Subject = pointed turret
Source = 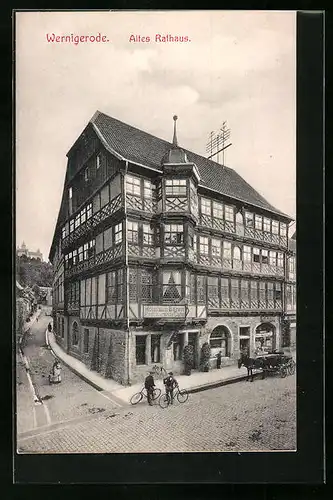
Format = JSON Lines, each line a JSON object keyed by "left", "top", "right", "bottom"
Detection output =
{"left": 161, "top": 115, "right": 190, "bottom": 165}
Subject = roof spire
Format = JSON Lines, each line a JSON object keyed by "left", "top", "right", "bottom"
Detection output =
{"left": 172, "top": 115, "right": 178, "bottom": 147}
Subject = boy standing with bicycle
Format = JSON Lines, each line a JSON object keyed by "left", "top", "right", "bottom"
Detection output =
{"left": 163, "top": 372, "right": 178, "bottom": 405}
{"left": 144, "top": 371, "right": 156, "bottom": 406}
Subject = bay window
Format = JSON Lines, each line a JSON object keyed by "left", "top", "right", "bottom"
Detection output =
{"left": 164, "top": 224, "right": 183, "bottom": 245}
{"left": 277, "top": 252, "right": 284, "bottom": 268}
{"left": 274, "top": 282, "right": 282, "bottom": 301}
{"left": 144, "top": 180, "right": 153, "bottom": 199}
{"left": 280, "top": 223, "right": 287, "bottom": 237}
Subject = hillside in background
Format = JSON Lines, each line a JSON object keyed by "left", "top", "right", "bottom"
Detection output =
{"left": 16, "top": 255, "right": 53, "bottom": 288}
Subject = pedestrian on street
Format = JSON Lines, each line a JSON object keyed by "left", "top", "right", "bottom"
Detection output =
{"left": 49, "top": 360, "right": 62, "bottom": 384}
{"left": 163, "top": 372, "right": 178, "bottom": 405}
{"left": 216, "top": 351, "right": 222, "bottom": 369}
{"left": 144, "top": 371, "right": 155, "bottom": 406}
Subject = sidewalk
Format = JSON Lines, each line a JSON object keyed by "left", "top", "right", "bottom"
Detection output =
{"left": 46, "top": 330, "right": 280, "bottom": 405}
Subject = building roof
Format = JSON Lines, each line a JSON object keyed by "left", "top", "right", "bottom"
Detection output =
{"left": 89, "top": 111, "right": 291, "bottom": 219}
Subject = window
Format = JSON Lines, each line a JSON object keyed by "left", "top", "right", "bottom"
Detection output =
{"left": 126, "top": 175, "right": 141, "bottom": 196}
{"left": 165, "top": 179, "right": 186, "bottom": 196}
{"left": 207, "top": 277, "right": 219, "bottom": 306}
{"left": 114, "top": 223, "right": 123, "bottom": 244}
{"left": 141, "top": 269, "right": 153, "bottom": 302}
{"left": 72, "top": 321, "right": 79, "bottom": 346}
{"left": 277, "top": 252, "right": 284, "bottom": 268}
{"left": 84, "top": 167, "right": 89, "bottom": 182}
{"left": 231, "top": 279, "right": 239, "bottom": 303}
{"left": 96, "top": 154, "right": 101, "bottom": 169}
{"left": 197, "top": 276, "right": 206, "bottom": 303}
{"left": 289, "top": 257, "right": 295, "bottom": 274}
{"left": 267, "top": 282, "right": 274, "bottom": 301}
{"left": 251, "top": 281, "right": 258, "bottom": 301}
{"left": 223, "top": 241, "right": 232, "bottom": 259}
{"left": 263, "top": 217, "right": 271, "bottom": 232}
{"left": 129, "top": 268, "right": 138, "bottom": 302}
{"left": 199, "top": 236, "right": 209, "bottom": 255}
{"left": 143, "top": 224, "right": 154, "bottom": 245}
{"left": 233, "top": 246, "right": 241, "bottom": 260}
{"left": 151, "top": 335, "right": 161, "bottom": 363}
{"left": 274, "top": 282, "right": 282, "bottom": 301}
{"left": 164, "top": 224, "right": 183, "bottom": 245}
{"left": 69, "top": 219, "right": 75, "bottom": 233}
{"left": 280, "top": 223, "right": 287, "bottom": 236}
{"left": 269, "top": 251, "right": 277, "bottom": 266}
{"left": 213, "top": 201, "right": 223, "bottom": 219}
{"left": 201, "top": 198, "right": 211, "bottom": 215}
{"left": 209, "top": 327, "right": 230, "bottom": 356}
{"left": 83, "top": 329, "right": 89, "bottom": 353}
{"left": 224, "top": 205, "right": 234, "bottom": 222}
{"left": 106, "top": 271, "right": 117, "bottom": 304}
{"left": 253, "top": 248, "right": 260, "bottom": 263}
{"left": 61, "top": 227, "right": 66, "bottom": 240}
{"left": 163, "top": 271, "right": 182, "bottom": 302}
{"left": 144, "top": 180, "right": 153, "bottom": 199}
{"left": 272, "top": 220, "right": 279, "bottom": 234}
{"left": 127, "top": 221, "right": 139, "bottom": 243}
{"left": 211, "top": 238, "right": 221, "bottom": 257}
{"left": 69, "top": 187, "right": 72, "bottom": 199}
{"left": 243, "top": 246, "right": 251, "bottom": 262}
{"left": 255, "top": 214, "right": 263, "bottom": 230}
{"left": 262, "top": 249, "right": 269, "bottom": 264}
{"left": 245, "top": 212, "right": 254, "bottom": 227}
{"left": 87, "top": 203, "right": 92, "bottom": 219}
{"left": 75, "top": 214, "right": 80, "bottom": 229}
{"left": 72, "top": 249, "right": 78, "bottom": 265}
{"left": 259, "top": 282, "right": 266, "bottom": 303}
{"left": 221, "top": 278, "right": 229, "bottom": 304}
{"left": 241, "top": 280, "right": 249, "bottom": 302}
{"left": 117, "top": 269, "right": 123, "bottom": 303}
{"left": 136, "top": 336, "right": 146, "bottom": 365}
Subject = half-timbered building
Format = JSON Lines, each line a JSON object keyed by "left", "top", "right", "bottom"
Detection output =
{"left": 49, "top": 111, "right": 295, "bottom": 384}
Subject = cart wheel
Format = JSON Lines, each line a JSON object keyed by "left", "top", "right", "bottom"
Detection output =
{"left": 130, "top": 392, "right": 143, "bottom": 405}
{"left": 280, "top": 366, "right": 287, "bottom": 378}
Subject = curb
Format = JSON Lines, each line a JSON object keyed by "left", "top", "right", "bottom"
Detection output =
{"left": 186, "top": 371, "right": 263, "bottom": 394}
{"left": 45, "top": 329, "right": 104, "bottom": 392}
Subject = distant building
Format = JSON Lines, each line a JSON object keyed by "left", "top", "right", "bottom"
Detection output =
{"left": 39, "top": 286, "right": 53, "bottom": 306}
{"left": 17, "top": 241, "right": 43, "bottom": 261}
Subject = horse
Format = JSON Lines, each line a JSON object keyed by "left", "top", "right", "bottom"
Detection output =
{"left": 237, "top": 354, "right": 268, "bottom": 382}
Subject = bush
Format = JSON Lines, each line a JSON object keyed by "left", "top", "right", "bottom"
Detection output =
{"left": 200, "top": 342, "right": 211, "bottom": 372}
{"left": 183, "top": 344, "right": 194, "bottom": 375}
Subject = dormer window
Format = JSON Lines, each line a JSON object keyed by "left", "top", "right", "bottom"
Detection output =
{"left": 96, "top": 154, "right": 101, "bottom": 169}
{"left": 84, "top": 167, "right": 89, "bottom": 182}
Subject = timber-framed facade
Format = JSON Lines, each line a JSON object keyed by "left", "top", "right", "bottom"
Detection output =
{"left": 49, "top": 111, "right": 296, "bottom": 385}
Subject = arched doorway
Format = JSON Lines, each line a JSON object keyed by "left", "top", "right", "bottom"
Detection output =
{"left": 209, "top": 326, "right": 231, "bottom": 358}
{"left": 254, "top": 322, "right": 276, "bottom": 354}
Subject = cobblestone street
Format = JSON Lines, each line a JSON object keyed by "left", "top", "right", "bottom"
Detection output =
{"left": 18, "top": 354, "right": 296, "bottom": 453}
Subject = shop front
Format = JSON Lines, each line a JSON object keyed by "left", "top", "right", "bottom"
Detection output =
{"left": 254, "top": 322, "right": 276, "bottom": 354}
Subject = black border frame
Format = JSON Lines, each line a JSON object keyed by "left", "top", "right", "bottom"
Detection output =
{"left": 9, "top": 9, "right": 324, "bottom": 485}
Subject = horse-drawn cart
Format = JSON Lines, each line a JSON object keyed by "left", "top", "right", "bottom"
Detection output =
{"left": 256, "top": 352, "right": 296, "bottom": 378}
{"left": 238, "top": 351, "right": 296, "bottom": 381}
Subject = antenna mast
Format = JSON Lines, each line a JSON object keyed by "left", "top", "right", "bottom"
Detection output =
{"left": 206, "top": 121, "right": 232, "bottom": 164}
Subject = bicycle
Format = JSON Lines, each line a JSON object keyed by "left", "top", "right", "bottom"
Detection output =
{"left": 159, "top": 386, "right": 189, "bottom": 409}
{"left": 130, "top": 386, "right": 161, "bottom": 405}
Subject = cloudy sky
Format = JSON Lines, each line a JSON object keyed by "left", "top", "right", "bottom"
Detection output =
{"left": 16, "top": 10, "right": 296, "bottom": 262}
